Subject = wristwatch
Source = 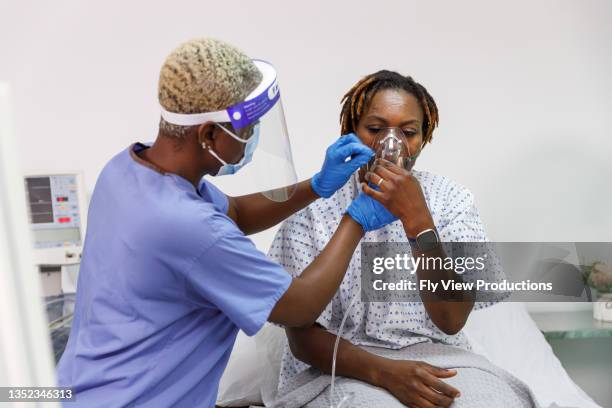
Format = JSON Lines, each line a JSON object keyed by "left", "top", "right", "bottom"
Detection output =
{"left": 408, "top": 228, "right": 440, "bottom": 253}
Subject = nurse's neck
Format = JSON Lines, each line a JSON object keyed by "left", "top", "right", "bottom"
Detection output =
{"left": 139, "top": 134, "right": 212, "bottom": 190}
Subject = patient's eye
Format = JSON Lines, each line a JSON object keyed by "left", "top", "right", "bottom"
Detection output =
{"left": 402, "top": 129, "right": 417, "bottom": 137}
{"left": 367, "top": 126, "right": 382, "bottom": 134}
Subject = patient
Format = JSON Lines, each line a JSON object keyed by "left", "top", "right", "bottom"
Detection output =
{"left": 268, "top": 71, "right": 539, "bottom": 408}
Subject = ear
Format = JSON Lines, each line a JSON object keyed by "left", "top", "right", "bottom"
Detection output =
{"left": 197, "top": 122, "right": 218, "bottom": 148}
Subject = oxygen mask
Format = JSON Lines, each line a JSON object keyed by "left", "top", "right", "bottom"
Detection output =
{"left": 365, "top": 127, "right": 421, "bottom": 172}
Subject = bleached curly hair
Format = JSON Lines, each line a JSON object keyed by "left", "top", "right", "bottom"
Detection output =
{"left": 158, "top": 38, "right": 262, "bottom": 138}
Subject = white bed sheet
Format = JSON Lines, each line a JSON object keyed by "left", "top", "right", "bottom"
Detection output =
{"left": 463, "top": 302, "right": 601, "bottom": 408}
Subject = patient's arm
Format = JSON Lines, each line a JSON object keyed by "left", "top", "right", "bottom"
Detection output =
{"left": 287, "top": 324, "right": 460, "bottom": 408}
{"left": 362, "top": 161, "right": 475, "bottom": 334}
{"left": 413, "top": 245, "right": 475, "bottom": 335}
{"left": 286, "top": 324, "right": 384, "bottom": 386}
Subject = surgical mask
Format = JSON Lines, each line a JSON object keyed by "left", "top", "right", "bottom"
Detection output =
{"left": 205, "top": 123, "right": 260, "bottom": 176}
{"left": 365, "top": 127, "right": 423, "bottom": 172}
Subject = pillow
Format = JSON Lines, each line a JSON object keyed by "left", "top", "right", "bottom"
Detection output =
{"left": 216, "top": 330, "right": 263, "bottom": 407}
{"left": 255, "top": 323, "right": 287, "bottom": 407}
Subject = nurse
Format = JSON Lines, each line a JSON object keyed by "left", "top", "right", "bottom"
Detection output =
{"left": 56, "top": 38, "right": 397, "bottom": 407}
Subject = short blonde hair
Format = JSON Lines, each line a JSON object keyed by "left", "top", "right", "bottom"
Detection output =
{"left": 158, "top": 38, "right": 262, "bottom": 137}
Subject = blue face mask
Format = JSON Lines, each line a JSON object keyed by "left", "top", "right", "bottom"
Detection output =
{"left": 205, "top": 124, "right": 260, "bottom": 176}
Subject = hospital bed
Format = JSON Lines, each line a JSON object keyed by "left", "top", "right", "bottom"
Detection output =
{"left": 216, "top": 302, "right": 602, "bottom": 408}
{"left": 44, "top": 297, "right": 601, "bottom": 407}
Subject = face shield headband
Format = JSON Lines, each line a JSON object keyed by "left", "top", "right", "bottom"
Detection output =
{"left": 159, "top": 59, "right": 280, "bottom": 130}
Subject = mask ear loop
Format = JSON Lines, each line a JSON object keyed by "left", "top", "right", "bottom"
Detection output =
{"left": 215, "top": 123, "right": 249, "bottom": 144}
{"left": 200, "top": 123, "right": 250, "bottom": 165}
{"left": 203, "top": 143, "right": 229, "bottom": 166}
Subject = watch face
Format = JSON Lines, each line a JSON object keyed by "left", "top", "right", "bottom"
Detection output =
{"left": 417, "top": 229, "right": 439, "bottom": 252}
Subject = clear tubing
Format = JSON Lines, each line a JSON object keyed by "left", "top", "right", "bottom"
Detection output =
{"left": 329, "top": 294, "right": 359, "bottom": 408}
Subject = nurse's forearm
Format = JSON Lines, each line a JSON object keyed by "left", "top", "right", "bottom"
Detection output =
{"left": 268, "top": 215, "right": 363, "bottom": 327}
{"left": 228, "top": 179, "right": 319, "bottom": 235}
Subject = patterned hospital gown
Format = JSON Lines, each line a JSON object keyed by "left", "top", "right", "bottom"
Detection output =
{"left": 268, "top": 170, "right": 498, "bottom": 391}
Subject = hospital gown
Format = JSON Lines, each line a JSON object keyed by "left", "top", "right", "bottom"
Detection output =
{"left": 268, "top": 171, "right": 537, "bottom": 407}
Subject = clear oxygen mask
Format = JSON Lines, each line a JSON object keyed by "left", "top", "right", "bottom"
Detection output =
{"left": 365, "top": 127, "right": 420, "bottom": 172}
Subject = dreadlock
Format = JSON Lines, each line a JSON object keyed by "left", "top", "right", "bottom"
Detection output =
{"left": 340, "top": 70, "right": 439, "bottom": 144}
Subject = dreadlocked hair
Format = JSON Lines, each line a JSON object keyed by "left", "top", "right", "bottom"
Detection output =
{"left": 340, "top": 70, "right": 439, "bottom": 144}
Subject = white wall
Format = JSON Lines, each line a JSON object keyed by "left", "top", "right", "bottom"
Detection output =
{"left": 1, "top": 1, "right": 611, "bottom": 249}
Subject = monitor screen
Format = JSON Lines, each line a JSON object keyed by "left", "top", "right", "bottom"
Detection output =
{"left": 25, "top": 175, "right": 82, "bottom": 249}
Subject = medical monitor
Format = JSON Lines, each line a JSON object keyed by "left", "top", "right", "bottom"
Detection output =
{"left": 24, "top": 173, "right": 87, "bottom": 265}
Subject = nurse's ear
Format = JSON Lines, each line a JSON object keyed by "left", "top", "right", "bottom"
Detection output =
{"left": 197, "top": 122, "right": 218, "bottom": 149}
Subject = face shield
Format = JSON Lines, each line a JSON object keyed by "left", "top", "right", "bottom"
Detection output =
{"left": 365, "top": 127, "right": 423, "bottom": 173}
{"left": 160, "top": 60, "right": 297, "bottom": 202}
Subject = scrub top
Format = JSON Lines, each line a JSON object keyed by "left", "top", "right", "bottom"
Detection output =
{"left": 57, "top": 143, "right": 292, "bottom": 407}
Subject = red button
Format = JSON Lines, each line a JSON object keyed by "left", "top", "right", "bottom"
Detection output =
{"left": 58, "top": 217, "right": 71, "bottom": 223}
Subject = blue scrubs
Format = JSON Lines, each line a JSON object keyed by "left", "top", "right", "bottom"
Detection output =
{"left": 57, "top": 143, "right": 292, "bottom": 407}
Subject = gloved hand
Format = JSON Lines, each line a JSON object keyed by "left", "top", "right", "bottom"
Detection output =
{"left": 311, "top": 133, "right": 374, "bottom": 198}
{"left": 346, "top": 191, "right": 398, "bottom": 232}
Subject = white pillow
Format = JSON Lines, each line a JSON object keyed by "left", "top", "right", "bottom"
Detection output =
{"left": 256, "top": 323, "right": 287, "bottom": 407}
{"left": 216, "top": 330, "right": 263, "bottom": 407}
{"left": 463, "top": 302, "right": 601, "bottom": 408}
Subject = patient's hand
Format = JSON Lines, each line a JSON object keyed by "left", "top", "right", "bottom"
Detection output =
{"left": 377, "top": 359, "right": 460, "bottom": 408}
{"left": 362, "top": 160, "right": 434, "bottom": 238}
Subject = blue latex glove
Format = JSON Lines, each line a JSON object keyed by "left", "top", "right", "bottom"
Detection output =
{"left": 346, "top": 191, "right": 398, "bottom": 232}
{"left": 311, "top": 133, "right": 374, "bottom": 198}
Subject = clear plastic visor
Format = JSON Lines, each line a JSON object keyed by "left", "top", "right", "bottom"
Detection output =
{"left": 160, "top": 60, "right": 298, "bottom": 201}
{"left": 224, "top": 94, "right": 297, "bottom": 201}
